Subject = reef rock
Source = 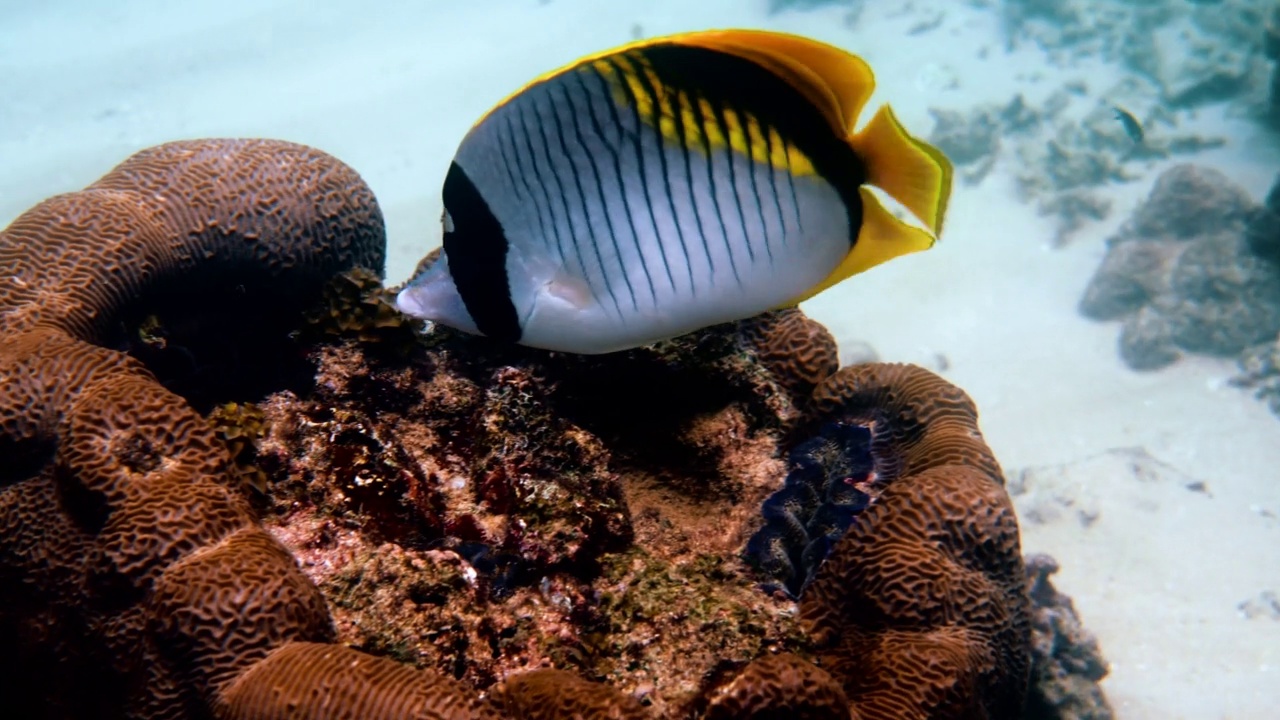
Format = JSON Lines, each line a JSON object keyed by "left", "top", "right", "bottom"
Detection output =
{"left": 1232, "top": 333, "right": 1280, "bottom": 416}
{"left": 1023, "top": 555, "right": 1114, "bottom": 720}
{"left": 1079, "top": 164, "right": 1280, "bottom": 371}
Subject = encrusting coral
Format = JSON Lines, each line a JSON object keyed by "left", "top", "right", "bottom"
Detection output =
{"left": 1, "top": 138, "right": 1080, "bottom": 719}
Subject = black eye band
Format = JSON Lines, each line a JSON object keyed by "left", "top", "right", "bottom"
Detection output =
{"left": 441, "top": 162, "right": 523, "bottom": 342}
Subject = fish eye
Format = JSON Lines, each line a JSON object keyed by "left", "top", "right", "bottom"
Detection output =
{"left": 441, "top": 208, "right": 455, "bottom": 234}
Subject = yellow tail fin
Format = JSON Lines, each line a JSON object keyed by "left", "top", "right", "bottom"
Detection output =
{"left": 776, "top": 187, "right": 936, "bottom": 308}
{"left": 850, "top": 105, "right": 953, "bottom": 237}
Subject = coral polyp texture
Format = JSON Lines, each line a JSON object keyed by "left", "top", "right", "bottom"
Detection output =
{"left": 0, "top": 138, "right": 1071, "bottom": 719}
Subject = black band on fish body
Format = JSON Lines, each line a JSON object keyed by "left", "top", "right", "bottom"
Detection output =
{"left": 636, "top": 44, "right": 868, "bottom": 246}
{"left": 441, "top": 161, "right": 523, "bottom": 343}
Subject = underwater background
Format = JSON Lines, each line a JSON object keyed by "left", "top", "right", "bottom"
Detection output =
{"left": 2, "top": 0, "right": 1279, "bottom": 718}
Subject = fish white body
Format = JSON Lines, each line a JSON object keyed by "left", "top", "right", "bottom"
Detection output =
{"left": 397, "top": 30, "right": 952, "bottom": 354}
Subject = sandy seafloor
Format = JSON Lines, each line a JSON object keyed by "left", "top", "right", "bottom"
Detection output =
{"left": 2, "top": 1, "right": 1278, "bottom": 717}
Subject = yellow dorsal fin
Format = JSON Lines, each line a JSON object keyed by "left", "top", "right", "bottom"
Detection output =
{"left": 775, "top": 187, "right": 936, "bottom": 309}
{"left": 474, "top": 30, "right": 877, "bottom": 135}
{"left": 667, "top": 29, "right": 876, "bottom": 137}
{"left": 850, "top": 105, "right": 953, "bottom": 237}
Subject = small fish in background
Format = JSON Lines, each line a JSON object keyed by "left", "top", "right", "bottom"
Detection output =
{"left": 1112, "top": 105, "right": 1145, "bottom": 145}
{"left": 397, "top": 29, "right": 953, "bottom": 354}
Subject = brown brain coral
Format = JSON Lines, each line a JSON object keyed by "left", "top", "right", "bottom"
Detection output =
{"left": 0, "top": 139, "right": 385, "bottom": 344}
{"left": 737, "top": 307, "right": 840, "bottom": 409}
{"left": 698, "top": 653, "right": 852, "bottom": 720}
{"left": 803, "top": 363, "right": 1030, "bottom": 720}
{"left": 0, "top": 139, "right": 488, "bottom": 719}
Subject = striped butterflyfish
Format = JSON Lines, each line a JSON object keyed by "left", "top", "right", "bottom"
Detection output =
{"left": 396, "top": 29, "right": 953, "bottom": 354}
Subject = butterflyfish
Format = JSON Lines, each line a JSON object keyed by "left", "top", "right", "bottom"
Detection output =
{"left": 397, "top": 29, "right": 954, "bottom": 354}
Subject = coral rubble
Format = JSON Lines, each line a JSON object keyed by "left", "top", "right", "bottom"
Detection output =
{"left": 0, "top": 138, "right": 1105, "bottom": 719}
{"left": 935, "top": 1, "right": 1278, "bottom": 245}
{"left": 1000, "top": 0, "right": 1272, "bottom": 112}
{"left": 1080, "top": 165, "right": 1280, "bottom": 374}
{"left": 925, "top": 90, "right": 1223, "bottom": 246}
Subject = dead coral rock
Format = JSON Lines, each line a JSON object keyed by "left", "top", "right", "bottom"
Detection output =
{"left": 267, "top": 304, "right": 1013, "bottom": 719}
{"left": 1126, "top": 164, "right": 1255, "bottom": 240}
{"left": 926, "top": 94, "right": 1053, "bottom": 188}
{"left": 1081, "top": 164, "right": 1280, "bottom": 370}
{"left": 259, "top": 341, "right": 634, "bottom": 575}
{"left": 1078, "top": 240, "right": 1178, "bottom": 321}
{"left": 1023, "top": 554, "right": 1114, "bottom": 720}
{"left": 492, "top": 668, "right": 651, "bottom": 720}
{"left": 699, "top": 653, "right": 851, "bottom": 720}
{"left": 256, "top": 328, "right": 807, "bottom": 714}
{"left": 804, "top": 363, "right": 1029, "bottom": 720}
{"left": 1246, "top": 173, "right": 1280, "bottom": 262}
{"left": 1149, "top": 15, "right": 1259, "bottom": 108}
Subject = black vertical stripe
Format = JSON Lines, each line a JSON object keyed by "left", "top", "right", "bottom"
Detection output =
{"left": 556, "top": 79, "right": 639, "bottom": 311}
{"left": 691, "top": 89, "right": 743, "bottom": 287}
{"left": 734, "top": 107, "right": 774, "bottom": 264}
{"left": 619, "top": 56, "right": 698, "bottom": 298}
{"left": 710, "top": 98, "right": 756, "bottom": 264}
{"left": 759, "top": 119, "right": 789, "bottom": 250}
{"left": 778, "top": 130, "right": 804, "bottom": 233}
{"left": 515, "top": 102, "right": 576, "bottom": 277}
{"left": 669, "top": 86, "right": 717, "bottom": 284}
{"left": 524, "top": 96, "right": 607, "bottom": 311}
{"left": 583, "top": 65, "right": 677, "bottom": 296}
{"left": 440, "top": 162, "right": 521, "bottom": 342}
{"left": 541, "top": 86, "right": 626, "bottom": 318}
{"left": 500, "top": 112, "right": 554, "bottom": 255}
{"left": 568, "top": 70, "right": 656, "bottom": 306}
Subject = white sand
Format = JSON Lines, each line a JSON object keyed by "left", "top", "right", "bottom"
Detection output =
{"left": 3, "top": 1, "right": 1278, "bottom": 717}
